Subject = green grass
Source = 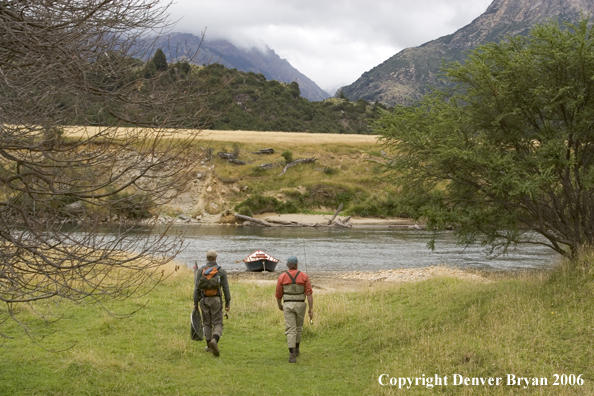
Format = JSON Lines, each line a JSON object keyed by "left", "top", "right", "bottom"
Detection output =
{"left": 207, "top": 139, "right": 400, "bottom": 216}
{"left": 2, "top": 259, "right": 594, "bottom": 395}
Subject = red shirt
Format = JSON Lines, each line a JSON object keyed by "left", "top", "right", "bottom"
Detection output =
{"left": 275, "top": 269, "right": 313, "bottom": 299}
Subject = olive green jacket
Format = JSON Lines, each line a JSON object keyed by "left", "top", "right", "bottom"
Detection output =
{"left": 193, "top": 261, "right": 231, "bottom": 307}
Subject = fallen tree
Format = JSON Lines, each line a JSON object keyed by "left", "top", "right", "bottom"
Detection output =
{"left": 234, "top": 214, "right": 275, "bottom": 227}
{"left": 234, "top": 205, "right": 352, "bottom": 228}
{"left": 251, "top": 148, "right": 275, "bottom": 154}
{"left": 280, "top": 157, "right": 316, "bottom": 175}
{"left": 325, "top": 204, "right": 352, "bottom": 228}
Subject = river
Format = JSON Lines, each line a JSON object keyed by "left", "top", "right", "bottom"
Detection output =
{"left": 168, "top": 225, "right": 560, "bottom": 273}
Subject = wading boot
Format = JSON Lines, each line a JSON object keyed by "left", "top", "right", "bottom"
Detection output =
{"left": 295, "top": 343, "right": 300, "bottom": 357}
{"left": 204, "top": 340, "right": 212, "bottom": 353}
{"left": 209, "top": 338, "right": 220, "bottom": 357}
{"left": 288, "top": 348, "right": 296, "bottom": 363}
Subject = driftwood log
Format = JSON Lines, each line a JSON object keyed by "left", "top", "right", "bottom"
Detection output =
{"left": 266, "top": 219, "right": 316, "bottom": 227}
{"left": 333, "top": 218, "right": 351, "bottom": 228}
{"left": 280, "top": 157, "right": 316, "bottom": 175}
{"left": 252, "top": 148, "right": 275, "bottom": 154}
{"left": 229, "top": 158, "right": 246, "bottom": 165}
{"left": 218, "top": 152, "right": 238, "bottom": 160}
{"left": 327, "top": 203, "right": 343, "bottom": 225}
{"left": 258, "top": 163, "right": 277, "bottom": 170}
{"left": 325, "top": 203, "right": 352, "bottom": 228}
{"left": 234, "top": 214, "right": 316, "bottom": 227}
{"left": 234, "top": 214, "right": 274, "bottom": 227}
{"left": 234, "top": 204, "right": 352, "bottom": 228}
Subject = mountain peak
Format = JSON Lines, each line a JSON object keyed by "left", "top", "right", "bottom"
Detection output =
{"left": 339, "top": 0, "right": 594, "bottom": 106}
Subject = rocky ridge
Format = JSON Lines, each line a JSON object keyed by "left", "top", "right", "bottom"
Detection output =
{"left": 149, "top": 34, "right": 331, "bottom": 102}
{"left": 339, "top": 0, "right": 594, "bottom": 106}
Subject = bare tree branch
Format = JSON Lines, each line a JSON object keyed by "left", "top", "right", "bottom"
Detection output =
{"left": 0, "top": 0, "right": 222, "bottom": 332}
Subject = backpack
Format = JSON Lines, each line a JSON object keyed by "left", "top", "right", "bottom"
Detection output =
{"left": 197, "top": 265, "right": 221, "bottom": 297}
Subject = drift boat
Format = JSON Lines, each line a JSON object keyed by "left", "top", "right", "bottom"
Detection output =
{"left": 242, "top": 250, "right": 279, "bottom": 272}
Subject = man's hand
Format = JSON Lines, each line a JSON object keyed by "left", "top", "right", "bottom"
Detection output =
{"left": 225, "top": 306, "right": 230, "bottom": 312}
{"left": 278, "top": 304, "right": 283, "bottom": 311}
{"left": 308, "top": 309, "right": 314, "bottom": 319}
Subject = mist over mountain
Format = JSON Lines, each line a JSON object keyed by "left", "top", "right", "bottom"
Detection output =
{"left": 150, "top": 33, "right": 331, "bottom": 102}
{"left": 339, "top": 0, "right": 594, "bottom": 106}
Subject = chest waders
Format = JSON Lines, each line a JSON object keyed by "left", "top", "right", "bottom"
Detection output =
{"left": 282, "top": 271, "right": 306, "bottom": 302}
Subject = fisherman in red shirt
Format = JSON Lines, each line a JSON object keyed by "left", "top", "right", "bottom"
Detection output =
{"left": 275, "top": 256, "right": 314, "bottom": 363}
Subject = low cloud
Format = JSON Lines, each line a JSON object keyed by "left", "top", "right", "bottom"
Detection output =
{"left": 166, "top": 0, "right": 492, "bottom": 93}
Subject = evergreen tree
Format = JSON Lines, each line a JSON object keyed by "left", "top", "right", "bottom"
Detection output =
{"left": 152, "top": 48, "right": 168, "bottom": 71}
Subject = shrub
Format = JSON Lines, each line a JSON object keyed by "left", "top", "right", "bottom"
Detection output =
{"left": 323, "top": 166, "right": 338, "bottom": 175}
{"left": 109, "top": 192, "right": 155, "bottom": 219}
{"left": 234, "top": 193, "right": 301, "bottom": 215}
{"left": 346, "top": 193, "right": 410, "bottom": 218}
{"left": 281, "top": 150, "right": 293, "bottom": 164}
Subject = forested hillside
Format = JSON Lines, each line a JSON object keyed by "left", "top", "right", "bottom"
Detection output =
{"left": 203, "top": 63, "right": 387, "bottom": 134}
{"left": 66, "top": 53, "right": 386, "bottom": 134}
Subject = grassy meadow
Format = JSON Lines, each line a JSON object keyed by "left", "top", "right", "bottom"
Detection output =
{"left": 2, "top": 256, "right": 594, "bottom": 395}
{"left": 196, "top": 130, "right": 399, "bottom": 217}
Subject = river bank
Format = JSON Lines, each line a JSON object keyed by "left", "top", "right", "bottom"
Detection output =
{"left": 227, "top": 265, "right": 491, "bottom": 293}
{"left": 253, "top": 213, "right": 421, "bottom": 228}
{"left": 156, "top": 211, "right": 422, "bottom": 229}
{"left": 151, "top": 129, "right": 403, "bottom": 224}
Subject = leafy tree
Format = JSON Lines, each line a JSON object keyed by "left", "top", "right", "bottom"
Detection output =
{"left": 288, "top": 81, "right": 300, "bottom": 99}
{"left": 0, "top": 0, "right": 218, "bottom": 333}
{"left": 376, "top": 18, "right": 594, "bottom": 258}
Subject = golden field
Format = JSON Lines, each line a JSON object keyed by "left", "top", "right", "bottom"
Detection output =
{"left": 197, "top": 129, "right": 380, "bottom": 145}
{"left": 64, "top": 126, "right": 380, "bottom": 145}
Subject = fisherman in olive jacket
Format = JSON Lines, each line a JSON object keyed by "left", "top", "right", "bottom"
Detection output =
{"left": 194, "top": 250, "right": 231, "bottom": 357}
{"left": 275, "top": 256, "right": 314, "bottom": 363}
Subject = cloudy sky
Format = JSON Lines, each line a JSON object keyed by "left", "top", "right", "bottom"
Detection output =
{"left": 166, "top": 0, "right": 493, "bottom": 94}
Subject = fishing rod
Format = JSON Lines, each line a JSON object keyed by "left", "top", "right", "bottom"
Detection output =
{"left": 302, "top": 238, "right": 313, "bottom": 325}
{"left": 302, "top": 238, "right": 309, "bottom": 275}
